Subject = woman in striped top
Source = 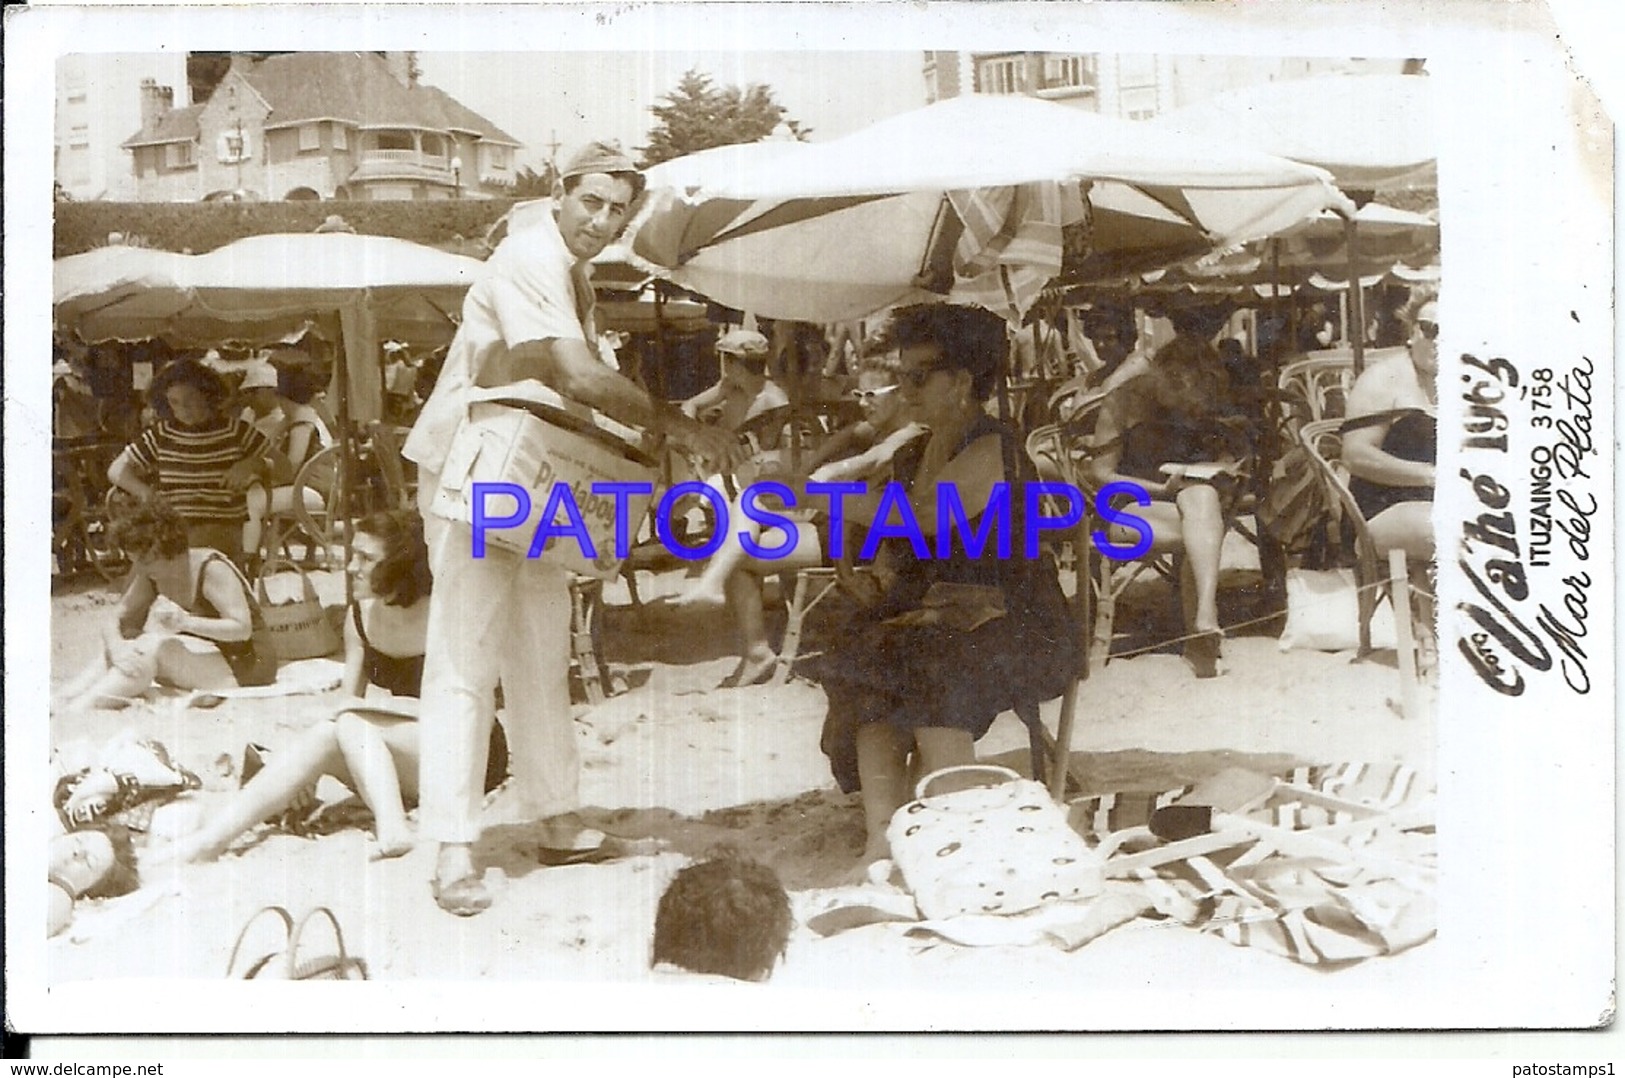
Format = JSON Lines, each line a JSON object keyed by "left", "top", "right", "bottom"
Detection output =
{"left": 107, "top": 359, "right": 272, "bottom": 560}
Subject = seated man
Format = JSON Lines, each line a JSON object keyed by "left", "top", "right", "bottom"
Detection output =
{"left": 681, "top": 329, "right": 787, "bottom": 441}
{"left": 671, "top": 350, "right": 927, "bottom": 687}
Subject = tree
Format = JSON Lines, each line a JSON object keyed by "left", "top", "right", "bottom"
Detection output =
{"left": 513, "top": 162, "right": 559, "bottom": 198}
{"left": 638, "top": 69, "right": 809, "bottom": 168}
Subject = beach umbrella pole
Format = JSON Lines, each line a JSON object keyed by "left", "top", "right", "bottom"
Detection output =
{"left": 1344, "top": 215, "right": 1368, "bottom": 375}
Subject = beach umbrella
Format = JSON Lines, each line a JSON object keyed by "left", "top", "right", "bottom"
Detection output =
{"left": 56, "top": 233, "right": 486, "bottom": 419}
{"left": 1155, "top": 74, "right": 1437, "bottom": 371}
{"left": 1140, "top": 202, "right": 1438, "bottom": 294}
{"left": 1154, "top": 74, "right": 1437, "bottom": 193}
{"left": 627, "top": 93, "right": 1350, "bottom": 326}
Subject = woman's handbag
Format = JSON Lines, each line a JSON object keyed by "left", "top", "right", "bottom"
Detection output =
{"left": 885, "top": 764, "right": 1104, "bottom": 920}
{"left": 255, "top": 563, "right": 341, "bottom": 661}
{"left": 226, "top": 905, "right": 369, "bottom": 980}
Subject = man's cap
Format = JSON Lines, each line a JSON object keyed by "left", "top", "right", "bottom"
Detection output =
{"left": 716, "top": 329, "right": 770, "bottom": 358}
{"left": 560, "top": 139, "right": 639, "bottom": 180}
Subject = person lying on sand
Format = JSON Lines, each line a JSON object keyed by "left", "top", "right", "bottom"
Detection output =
{"left": 49, "top": 822, "right": 140, "bottom": 937}
{"left": 155, "top": 511, "right": 508, "bottom": 863}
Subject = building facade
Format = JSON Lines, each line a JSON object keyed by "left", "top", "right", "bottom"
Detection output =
{"left": 57, "top": 53, "right": 190, "bottom": 201}
{"left": 926, "top": 51, "right": 1412, "bottom": 120}
{"left": 119, "top": 52, "right": 522, "bottom": 202}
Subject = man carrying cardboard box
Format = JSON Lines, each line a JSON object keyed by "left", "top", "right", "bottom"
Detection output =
{"left": 403, "top": 139, "right": 741, "bottom": 916}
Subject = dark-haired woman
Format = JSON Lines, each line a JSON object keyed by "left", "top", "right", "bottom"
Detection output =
{"left": 161, "top": 511, "right": 507, "bottom": 863}
{"left": 1089, "top": 334, "right": 1253, "bottom": 678}
{"left": 107, "top": 358, "right": 272, "bottom": 560}
{"left": 802, "top": 304, "right": 1078, "bottom": 870}
{"left": 56, "top": 499, "right": 276, "bottom": 706}
{"left": 48, "top": 823, "right": 140, "bottom": 938}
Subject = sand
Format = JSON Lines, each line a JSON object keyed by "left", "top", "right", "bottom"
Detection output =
{"left": 44, "top": 554, "right": 1436, "bottom": 1013}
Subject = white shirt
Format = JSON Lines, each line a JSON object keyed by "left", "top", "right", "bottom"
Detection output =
{"left": 403, "top": 212, "right": 595, "bottom": 476}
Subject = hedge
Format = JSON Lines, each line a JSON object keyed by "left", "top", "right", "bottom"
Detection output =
{"left": 53, "top": 199, "right": 520, "bottom": 258}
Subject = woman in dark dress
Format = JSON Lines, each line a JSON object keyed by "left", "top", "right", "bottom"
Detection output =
{"left": 802, "top": 304, "right": 1078, "bottom": 870}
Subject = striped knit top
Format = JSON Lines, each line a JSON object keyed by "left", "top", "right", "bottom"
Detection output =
{"left": 123, "top": 418, "right": 272, "bottom": 524}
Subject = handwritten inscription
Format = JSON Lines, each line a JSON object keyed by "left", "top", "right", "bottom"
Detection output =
{"left": 1460, "top": 340, "right": 1595, "bottom": 697}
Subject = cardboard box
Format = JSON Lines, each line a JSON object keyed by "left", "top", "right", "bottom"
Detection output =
{"left": 429, "top": 382, "right": 657, "bottom": 579}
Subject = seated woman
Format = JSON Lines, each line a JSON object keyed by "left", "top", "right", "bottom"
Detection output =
{"left": 672, "top": 351, "right": 928, "bottom": 687}
{"left": 244, "top": 363, "right": 336, "bottom": 562}
{"left": 1341, "top": 294, "right": 1437, "bottom": 562}
{"left": 800, "top": 304, "right": 1078, "bottom": 870}
{"left": 48, "top": 823, "right": 140, "bottom": 938}
{"left": 57, "top": 499, "right": 277, "bottom": 707}
{"left": 161, "top": 511, "right": 508, "bottom": 863}
{"left": 1089, "top": 333, "right": 1253, "bottom": 679}
{"left": 107, "top": 358, "right": 272, "bottom": 562}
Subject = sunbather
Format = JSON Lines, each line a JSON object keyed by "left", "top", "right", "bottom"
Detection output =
{"left": 158, "top": 510, "right": 507, "bottom": 863}
{"left": 55, "top": 498, "right": 277, "bottom": 708}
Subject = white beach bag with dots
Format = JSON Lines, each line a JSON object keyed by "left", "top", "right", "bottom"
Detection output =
{"left": 886, "top": 764, "right": 1104, "bottom": 921}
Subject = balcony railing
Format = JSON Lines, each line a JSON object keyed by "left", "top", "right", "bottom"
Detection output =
{"left": 362, "top": 148, "right": 452, "bottom": 167}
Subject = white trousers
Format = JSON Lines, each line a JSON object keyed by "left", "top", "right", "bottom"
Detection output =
{"left": 417, "top": 475, "right": 577, "bottom": 844}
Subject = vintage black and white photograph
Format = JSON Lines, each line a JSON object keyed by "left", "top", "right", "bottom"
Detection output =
{"left": 5, "top": 1, "right": 1612, "bottom": 1035}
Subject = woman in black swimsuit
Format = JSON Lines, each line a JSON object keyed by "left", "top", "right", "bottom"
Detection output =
{"left": 164, "top": 511, "right": 507, "bottom": 863}
{"left": 1341, "top": 294, "right": 1438, "bottom": 560}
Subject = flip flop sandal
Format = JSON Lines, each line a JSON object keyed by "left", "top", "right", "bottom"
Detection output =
{"left": 535, "top": 835, "right": 665, "bottom": 866}
{"left": 430, "top": 873, "right": 492, "bottom": 917}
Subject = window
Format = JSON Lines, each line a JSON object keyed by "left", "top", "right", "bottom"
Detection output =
{"left": 217, "top": 128, "right": 251, "bottom": 163}
{"left": 976, "top": 55, "right": 1025, "bottom": 95}
{"left": 332, "top": 124, "right": 348, "bottom": 150}
{"left": 1039, "top": 54, "right": 1096, "bottom": 91}
{"left": 376, "top": 131, "right": 414, "bottom": 152}
{"left": 299, "top": 124, "right": 320, "bottom": 152}
{"left": 1119, "top": 85, "right": 1159, "bottom": 121}
{"left": 487, "top": 145, "right": 510, "bottom": 171}
{"left": 166, "top": 142, "right": 194, "bottom": 168}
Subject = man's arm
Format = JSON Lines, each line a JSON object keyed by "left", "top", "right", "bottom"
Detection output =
{"left": 511, "top": 337, "right": 743, "bottom": 471}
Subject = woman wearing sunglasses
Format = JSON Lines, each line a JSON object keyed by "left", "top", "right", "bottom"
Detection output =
{"left": 801, "top": 304, "right": 1077, "bottom": 873}
{"left": 672, "top": 348, "right": 927, "bottom": 687}
{"left": 1341, "top": 291, "right": 1438, "bottom": 562}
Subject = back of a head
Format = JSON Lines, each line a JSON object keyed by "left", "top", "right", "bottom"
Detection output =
{"left": 1148, "top": 334, "right": 1231, "bottom": 416}
{"left": 652, "top": 849, "right": 791, "bottom": 982}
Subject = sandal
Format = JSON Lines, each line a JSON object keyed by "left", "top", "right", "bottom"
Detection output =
{"left": 430, "top": 872, "right": 492, "bottom": 917}
{"left": 1183, "top": 630, "right": 1223, "bottom": 679}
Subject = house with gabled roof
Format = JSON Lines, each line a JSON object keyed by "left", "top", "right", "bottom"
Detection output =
{"left": 122, "top": 51, "right": 522, "bottom": 202}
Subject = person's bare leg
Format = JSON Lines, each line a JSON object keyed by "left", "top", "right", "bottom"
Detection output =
{"left": 723, "top": 570, "right": 778, "bottom": 685}
{"left": 162, "top": 720, "right": 344, "bottom": 863}
{"left": 335, "top": 709, "right": 415, "bottom": 858}
{"left": 854, "top": 723, "right": 911, "bottom": 866}
{"left": 1174, "top": 483, "right": 1225, "bottom": 634}
{"left": 912, "top": 727, "right": 977, "bottom": 787}
{"left": 673, "top": 498, "right": 760, "bottom": 607}
{"left": 154, "top": 638, "right": 238, "bottom": 692}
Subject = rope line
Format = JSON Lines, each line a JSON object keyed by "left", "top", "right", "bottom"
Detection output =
{"left": 1091, "top": 574, "right": 1437, "bottom": 664}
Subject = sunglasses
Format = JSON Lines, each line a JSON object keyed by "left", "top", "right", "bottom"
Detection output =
{"left": 852, "top": 385, "right": 900, "bottom": 404}
{"left": 898, "top": 364, "right": 951, "bottom": 389}
{"left": 1415, "top": 319, "right": 1439, "bottom": 340}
